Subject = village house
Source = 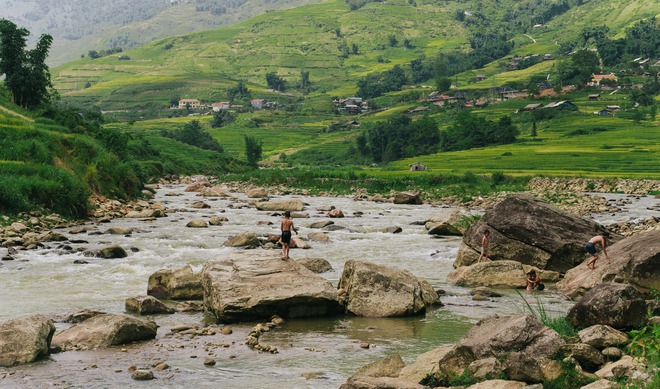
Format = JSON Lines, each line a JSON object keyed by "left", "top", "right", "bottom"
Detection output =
{"left": 475, "top": 75, "right": 487, "bottom": 81}
{"left": 543, "top": 101, "right": 577, "bottom": 110}
{"left": 404, "top": 106, "right": 430, "bottom": 114}
{"left": 590, "top": 73, "right": 618, "bottom": 86}
{"left": 522, "top": 103, "right": 543, "bottom": 111}
{"left": 344, "top": 104, "right": 362, "bottom": 114}
{"left": 409, "top": 162, "right": 427, "bottom": 171}
{"left": 251, "top": 99, "right": 267, "bottom": 109}
{"left": 588, "top": 94, "right": 600, "bottom": 101}
{"left": 178, "top": 99, "right": 201, "bottom": 109}
{"left": 211, "top": 102, "right": 231, "bottom": 111}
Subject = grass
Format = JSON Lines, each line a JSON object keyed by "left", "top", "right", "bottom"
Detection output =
{"left": 515, "top": 289, "right": 578, "bottom": 341}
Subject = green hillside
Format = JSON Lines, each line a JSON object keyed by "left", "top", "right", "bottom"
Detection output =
{"left": 47, "top": 0, "right": 660, "bottom": 180}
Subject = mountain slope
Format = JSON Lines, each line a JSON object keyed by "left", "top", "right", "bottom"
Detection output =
{"left": 0, "top": 0, "right": 324, "bottom": 66}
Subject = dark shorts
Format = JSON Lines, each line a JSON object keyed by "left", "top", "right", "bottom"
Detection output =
{"left": 585, "top": 242, "right": 597, "bottom": 255}
{"left": 281, "top": 230, "right": 292, "bottom": 244}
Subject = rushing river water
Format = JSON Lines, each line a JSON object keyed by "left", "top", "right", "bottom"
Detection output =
{"left": 4, "top": 185, "right": 652, "bottom": 388}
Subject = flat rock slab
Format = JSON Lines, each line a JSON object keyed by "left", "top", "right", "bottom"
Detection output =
{"left": 255, "top": 199, "right": 304, "bottom": 212}
{"left": 201, "top": 254, "right": 341, "bottom": 323}
{"left": 447, "top": 260, "right": 527, "bottom": 288}
{"left": 51, "top": 313, "right": 158, "bottom": 351}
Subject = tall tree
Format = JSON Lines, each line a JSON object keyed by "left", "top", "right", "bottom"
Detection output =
{"left": 244, "top": 135, "right": 262, "bottom": 168}
{"left": 0, "top": 19, "right": 53, "bottom": 108}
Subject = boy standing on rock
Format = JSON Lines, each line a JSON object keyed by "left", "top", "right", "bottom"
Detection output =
{"left": 478, "top": 229, "right": 490, "bottom": 263}
{"left": 280, "top": 211, "right": 298, "bottom": 260}
{"left": 585, "top": 232, "right": 610, "bottom": 269}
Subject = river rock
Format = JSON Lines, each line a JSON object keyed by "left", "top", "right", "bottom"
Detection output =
{"left": 184, "top": 181, "right": 209, "bottom": 192}
{"left": 580, "top": 379, "right": 620, "bottom": 389}
{"left": 447, "top": 260, "right": 527, "bottom": 288}
{"left": 557, "top": 230, "right": 660, "bottom": 299}
{"left": 0, "top": 315, "right": 55, "bottom": 366}
{"left": 201, "top": 255, "right": 342, "bottom": 323}
{"left": 290, "top": 236, "right": 311, "bottom": 249}
{"left": 296, "top": 258, "right": 333, "bottom": 273}
{"left": 337, "top": 260, "right": 438, "bottom": 317}
{"left": 327, "top": 209, "right": 344, "bottom": 218}
{"left": 223, "top": 232, "right": 260, "bottom": 248}
{"left": 393, "top": 191, "right": 422, "bottom": 205}
{"left": 578, "top": 325, "right": 628, "bottom": 349}
{"left": 200, "top": 186, "right": 229, "bottom": 197}
{"left": 186, "top": 219, "right": 208, "bottom": 228}
{"left": 148, "top": 265, "right": 204, "bottom": 300}
{"left": 561, "top": 343, "right": 605, "bottom": 372}
{"left": 209, "top": 216, "right": 224, "bottom": 226}
{"left": 426, "top": 208, "right": 464, "bottom": 236}
{"left": 350, "top": 353, "right": 406, "bottom": 379}
{"left": 105, "top": 227, "right": 133, "bottom": 235}
{"left": 340, "top": 376, "right": 426, "bottom": 389}
{"left": 96, "top": 245, "right": 128, "bottom": 259}
{"left": 467, "top": 380, "right": 527, "bottom": 389}
{"left": 125, "top": 209, "right": 160, "bottom": 218}
{"left": 132, "top": 369, "right": 154, "bottom": 380}
{"left": 191, "top": 201, "right": 211, "bottom": 209}
{"left": 566, "top": 283, "right": 647, "bottom": 330}
{"left": 454, "top": 194, "right": 614, "bottom": 272}
{"left": 125, "top": 296, "right": 175, "bottom": 315}
{"left": 255, "top": 199, "right": 304, "bottom": 212}
{"left": 435, "top": 314, "right": 565, "bottom": 376}
{"left": 51, "top": 313, "right": 157, "bottom": 351}
{"left": 385, "top": 226, "right": 402, "bottom": 234}
{"left": 309, "top": 220, "right": 334, "bottom": 229}
{"left": 307, "top": 232, "right": 330, "bottom": 243}
{"left": 247, "top": 188, "right": 269, "bottom": 198}
{"left": 398, "top": 345, "right": 452, "bottom": 382}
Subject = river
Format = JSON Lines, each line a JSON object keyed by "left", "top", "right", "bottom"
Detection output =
{"left": 3, "top": 184, "right": 652, "bottom": 388}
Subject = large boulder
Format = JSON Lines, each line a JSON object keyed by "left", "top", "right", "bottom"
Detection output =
{"left": 557, "top": 230, "right": 660, "bottom": 299}
{"left": 0, "top": 315, "right": 55, "bottom": 366}
{"left": 566, "top": 283, "right": 647, "bottom": 330}
{"left": 454, "top": 194, "right": 615, "bottom": 272}
{"left": 51, "top": 313, "right": 157, "bottom": 351}
{"left": 436, "top": 314, "right": 565, "bottom": 376}
{"left": 337, "top": 260, "right": 439, "bottom": 317}
{"left": 201, "top": 255, "right": 342, "bottom": 323}
{"left": 398, "top": 345, "right": 453, "bottom": 382}
{"left": 426, "top": 208, "right": 464, "bottom": 236}
{"left": 447, "top": 260, "right": 527, "bottom": 288}
{"left": 96, "top": 244, "right": 128, "bottom": 259}
{"left": 223, "top": 232, "right": 260, "bottom": 248}
{"left": 578, "top": 325, "right": 629, "bottom": 349}
{"left": 246, "top": 188, "right": 268, "bottom": 198}
{"left": 393, "top": 191, "right": 422, "bottom": 205}
{"left": 255, "top": 199, "right": 304, "bottom": 212}
{"left": 147, "top": 265, "right": 203, "bottom": 300}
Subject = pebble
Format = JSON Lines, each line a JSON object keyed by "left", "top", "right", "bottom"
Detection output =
{"left": 204, "top": 358, "right": 216, "bottom": 366}
{"left": 131, "top": 369, "right": 154, "bottom": 381}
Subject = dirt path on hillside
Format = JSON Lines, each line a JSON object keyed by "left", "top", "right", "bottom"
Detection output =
{"left": 0, "top": 104, "right": 34, "bottom": 122}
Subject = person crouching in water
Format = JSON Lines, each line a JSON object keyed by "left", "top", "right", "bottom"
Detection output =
{"left": 280, "top": 211, "right": 298, "bottom": 260}
{"left": 526, "top": 270, "right": 544, "bottom": 291}
{"left": 585, "top": 232, "right": 610, "bottom": 270}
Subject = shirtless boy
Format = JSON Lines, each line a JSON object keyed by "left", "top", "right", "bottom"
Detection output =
{"left": 585, "top": 232, "right": 610, "bottom": 270}
{"left": 280, "top": 211, "right": 298, "bottom": 260}
{"left": 478, "top": 229, "right": 490, "bottom": 262}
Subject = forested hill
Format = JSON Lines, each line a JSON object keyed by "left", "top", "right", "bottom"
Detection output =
{"left": 0, "top": 0, "right": 324, "bottom": 66}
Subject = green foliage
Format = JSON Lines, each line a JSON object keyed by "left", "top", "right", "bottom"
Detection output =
{"left": 227, "top": 80, "right": 251, "bottom": 101}
{"left": 357, "top": 65, "right": 407, "bottom": 99}
{"left": 363, "top": 115, "right": 440, "bottom": 164}
{"left": 161, "top": 120, "right": 224, "bottom": 152}
{"left": 543, "top": 359, "right": 595, "bottom": 389}
{"left": 515, "top": 289, "right": 578, "bottom": 341}
{"left": 557, "top": 49, "right": 600, "bottom": 86}
{"left": 244, "top": 135, "right": 263, "bottom": 168}
{"left": 211, "top": 110, "right": 236, "bottom": 128}
{"left": 0, "top": 19, "right": 53, "bottom": 109}
{"left": 420, "top": 369, "right": 478, "bottom": 388}
{"left": 266, "top": 72, "right": 286, "bottom": 92}
{"left": 628, "top": 321, "right": 660, "bottom": 369}
{"left": 454, "top": 215, "right": 481, "bottom": 230}
{"left": 441, "top": 110, "right": 519, "bottom": 152}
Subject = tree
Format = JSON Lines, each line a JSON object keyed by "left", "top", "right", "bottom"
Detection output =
{"left": 227, "top": 80, "right": 250, "bottom": 101}
{"left": 266, "top": 72, "right": 286, "bottom": 92}
{"left": 300, "top": 71, "right": 310, "bottom": 90}
{"left": 211, "top": 110, "right": 235, "bottom": 128}
{"left": 0, "top": 19, "right": 53, "bottom": 108}
{"left": 244, "top": 135, "right": 262, "bottom": 168}
{"left": 435, "top": 77, "right": 452, "bottom": 93}
{"left": 388, "top": 35, "right": 398, "bottom": 47}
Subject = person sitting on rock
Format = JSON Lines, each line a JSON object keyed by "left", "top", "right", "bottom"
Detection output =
{"left": 526, "top": 270, "right": 544, "bottom": 291}
{"left": 585, "top": 232, "right": 610, "bottom": 270}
